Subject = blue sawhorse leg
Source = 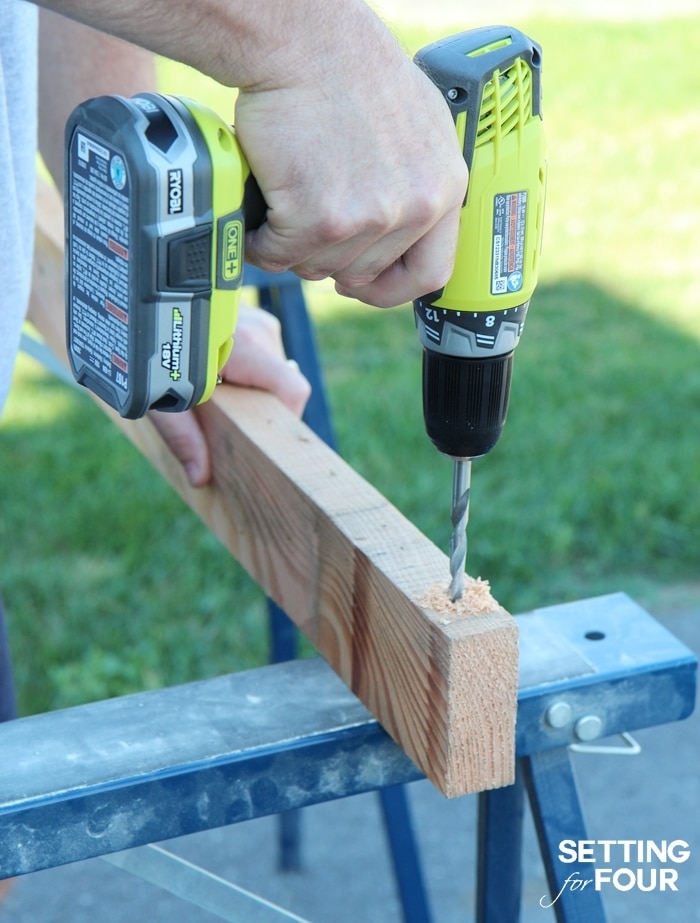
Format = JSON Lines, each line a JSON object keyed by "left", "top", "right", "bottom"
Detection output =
{"left": 522, "top": 748, "right": 607, "bottom": 923}
{"left": 476, "top": 763, "right": 525, "bottom": 923}
{"left": 268, "top": 599, "right": 302, "bottom": 872}
{"left": 379, "top": 784, "right": 433, "bottom": 923}
{"left": 247, "top": 268, "right": 432, "bottom": 921}
{"left": 476, "top": 748, "right": 608, "bottom": 923}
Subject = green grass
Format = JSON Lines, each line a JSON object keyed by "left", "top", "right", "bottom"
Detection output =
{"left": 2, "top": 361, "right": 270, "bottom": 712}
{"left": 2, "top": 15, "right": 700, "bottom": 715}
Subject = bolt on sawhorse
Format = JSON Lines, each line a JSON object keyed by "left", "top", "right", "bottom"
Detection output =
{"left": 5, "top": 269, "right": 697, "bottom": 922}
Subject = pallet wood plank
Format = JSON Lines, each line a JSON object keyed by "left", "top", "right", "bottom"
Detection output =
{"left": 27, "top": 178, "right": 518, "bottom": 796}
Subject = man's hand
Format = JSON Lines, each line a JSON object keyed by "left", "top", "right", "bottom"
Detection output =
{"left": 148, "top": 304, "right": 311, "bottom": 487}
{"left": 236, "top": 3, "right": 468, "bottom": 308}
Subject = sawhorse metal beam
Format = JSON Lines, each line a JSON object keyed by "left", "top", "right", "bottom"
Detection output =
{"left": 0, "top": 593, "right": 695, "bottom": 922}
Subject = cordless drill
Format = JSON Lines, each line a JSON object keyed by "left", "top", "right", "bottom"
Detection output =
{"left": 413, "top": 27, "right": 546, "bottom": 599}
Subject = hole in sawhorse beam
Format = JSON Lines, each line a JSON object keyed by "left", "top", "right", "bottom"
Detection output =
{"left": 585, "top": 631, "right": 606, "bottom": 641}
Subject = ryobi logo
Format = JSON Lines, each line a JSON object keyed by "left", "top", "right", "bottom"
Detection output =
{"left": 167, "top": 169, "right": 183, "bottom": 215}
{"left": 221, "top": 219, "right": 243, "bottom": 282}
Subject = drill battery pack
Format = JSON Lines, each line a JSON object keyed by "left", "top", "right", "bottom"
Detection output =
{"left": 65, "top": 93, "right": 253, "bottom": 419}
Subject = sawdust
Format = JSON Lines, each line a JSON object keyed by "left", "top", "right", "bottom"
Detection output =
{"left": 416, "top": 576, "right": 497, "bottom": 619}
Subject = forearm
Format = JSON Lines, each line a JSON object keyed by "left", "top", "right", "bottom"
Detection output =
{"left": 35, "top": 0, "right": 395, "bottom": 92}
{"left": 38, "top": 11, "right": 156, "bottom": 193}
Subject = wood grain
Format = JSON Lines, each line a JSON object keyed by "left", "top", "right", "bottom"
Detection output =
{"left": 28, "top": 178, "right": 518, "bottom": 796}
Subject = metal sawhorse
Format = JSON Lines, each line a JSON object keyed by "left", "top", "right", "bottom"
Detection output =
{"left": 4, "top": 271, "right": 697, "bottom": 922}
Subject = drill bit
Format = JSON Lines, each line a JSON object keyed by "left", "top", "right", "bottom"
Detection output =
{"left": 448, "top": 459, "right": 471, "bottom": 601}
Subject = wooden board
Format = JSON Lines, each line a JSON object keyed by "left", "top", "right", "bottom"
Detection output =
{"left": 28, "top": 177, "right": 518, "bottom": 797}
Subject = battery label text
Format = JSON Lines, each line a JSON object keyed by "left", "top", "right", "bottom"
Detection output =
{"left": 68, "top": 129, "right": 130, "bottom": 396}
{"left": 161, "top": 308, "right": 184, "bottom": 381}
{"left": 77, "top": 133, "right": 109, "bottom": 163}
{"left": 222, "top": 219, "right": 243, "bottom": 282}
{"left": 168, "top": 169, "right": 183, "bottom": 214}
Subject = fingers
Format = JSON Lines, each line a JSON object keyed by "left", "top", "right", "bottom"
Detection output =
{"left": 335, "top": 206, "right": 463, "bottom": 307}
{"left": 149, "top": 304, "right": 311, "bottom": 489}
{"left": 245, "top": 170, "right": 465, "bottom": 307}
{"left": 148, "top": 409, "right": 211, "bottom": 488}
{"left": 237, "top": 45, "right": 468, "bottom": 308}
{"left": 221, "top": 305, "right": 311, "bottom": 416}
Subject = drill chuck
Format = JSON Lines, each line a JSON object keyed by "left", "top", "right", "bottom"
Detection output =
{"left": 422, "top": 348, "right": 513, "bottom": 460}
